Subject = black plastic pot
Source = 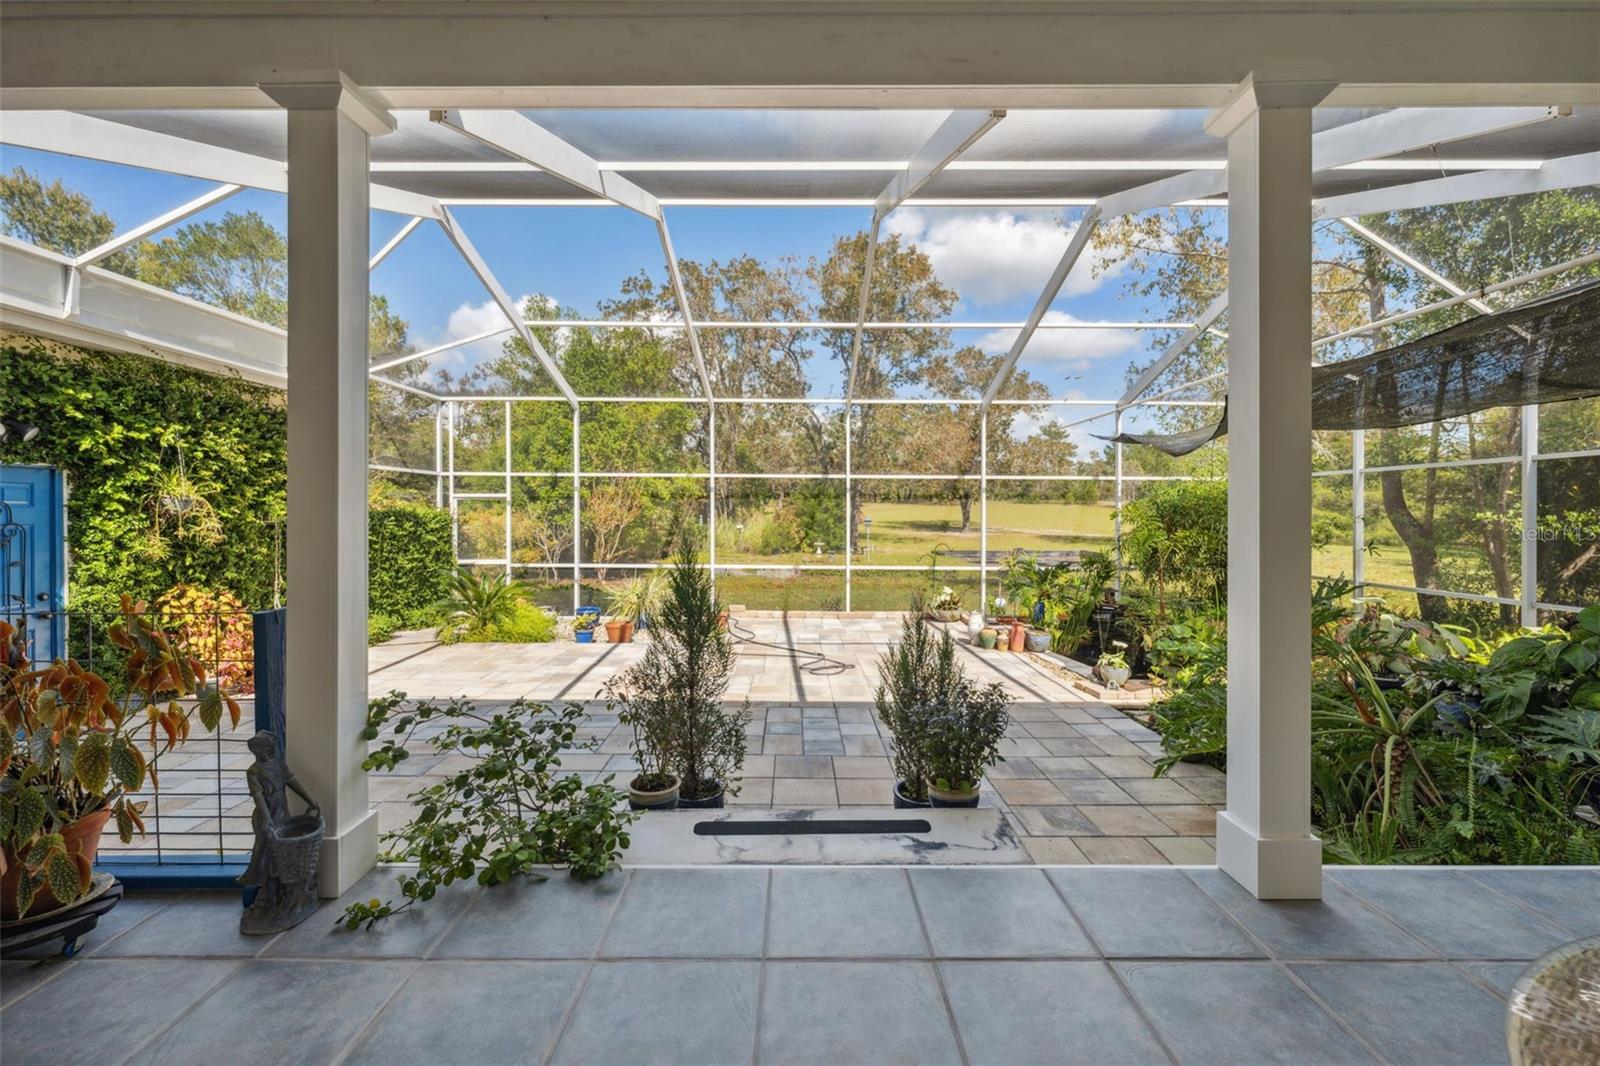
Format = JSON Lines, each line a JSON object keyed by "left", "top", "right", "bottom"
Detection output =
{"left": 893, "top": 781, "right": 933, "bottom": 808}
{"left": 677, "top": 781, "right": 726, "bottom": 809}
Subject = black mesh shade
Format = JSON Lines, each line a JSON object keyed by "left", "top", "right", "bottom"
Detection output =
{"left": 1104, "top": 279, "right": 1600, "bottom": 456}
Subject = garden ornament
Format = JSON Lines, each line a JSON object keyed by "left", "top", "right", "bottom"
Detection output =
{"left": 238, "top": 730, "right": 325, "bottom": 935}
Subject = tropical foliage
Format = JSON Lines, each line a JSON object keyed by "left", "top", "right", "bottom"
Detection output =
{"left": 0, "top": 597, "right": 239, "bottom": 914}
{"left": 1147, "top": 581, "right": 1600, "bottom": 865}
{"left": 340, "top": 691, "right": 635, "bottom": 928}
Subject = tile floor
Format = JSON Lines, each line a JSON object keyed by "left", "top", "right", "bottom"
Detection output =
{"left": 7, "top": 865, "right": 1595, "bottom": 1065}
{"left": 368, "top": 612, "right": 1226, "bottom": 865}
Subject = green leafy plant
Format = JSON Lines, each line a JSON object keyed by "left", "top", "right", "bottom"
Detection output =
{"left": 607, "top": 570, "right": 667, "bottom": 624}
{"left": 1121, "top": 480, "right": 1228, "bottom": 620}
{"left": 606, "top": 531, "right": 748, "bottom": 802}
{"left": 437, "top": 599, "right": 558, "bottom": 646}
{"left": 875, "top": 609, "right": 1010, "bottom": 799}
{"left": 436, "top": 568, "right": 524, "bottom": 638}
{"left": 0, "top": 597, "right": 238, "bottom": 916}
{"left": 369, "top": 504, "right": 453, "bottom": 629}
{"left": 339, "top": 691, "right": 635, "bottom": 929}
{"left": 1097, "top": 648, "right": 1130, "bottom": 671}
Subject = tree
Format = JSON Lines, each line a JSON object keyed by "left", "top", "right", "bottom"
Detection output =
{"left": 0, "top": 167, "right": 123, "bottom": 263}
{"left": 1090, "top": 189, "right": 1600, "bottom": 622}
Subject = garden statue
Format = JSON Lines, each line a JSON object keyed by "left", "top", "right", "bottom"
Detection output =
{"left": 238, "top": 730, "right": 324, "bottom": 935}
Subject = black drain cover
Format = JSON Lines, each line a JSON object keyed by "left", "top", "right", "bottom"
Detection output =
{"left": 693, "top": 819, "right": 933, "bottom": 836}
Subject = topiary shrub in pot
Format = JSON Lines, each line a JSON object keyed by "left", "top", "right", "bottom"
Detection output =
{"left": 607, "top": 530, "right": 748, "bottom": 809}
{"left": 922, "top": 673, "right": 1011, "bottom": 808}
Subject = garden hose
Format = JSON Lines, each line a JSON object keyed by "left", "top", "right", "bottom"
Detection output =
{"left": 725, "top": 614, "right": 854, "bottom": 676}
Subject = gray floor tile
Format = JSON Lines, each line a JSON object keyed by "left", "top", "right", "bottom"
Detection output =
{"left": 127, "top": 959, "right": 414, "bottom": 1065}
{"left": 1051, "top": 868, "right": 1262, "bottom": 958}
{"left": 1464, "top": 868, "right": 1600, "bottom": 937}
{"left": 72, "top": 892, "right": 186, "bottom": 957}
{"left": 263, "top": 867, "right": 477, "bottom": 958}
{"left": 1116, "top": 960, "right": 1376, "bottom": 1064}
{"left": 1292, "top": 962, "right": 1510, "bottom": 1065}
{"left": 1187, "top": 867, "right": 1435, "bottom": 959}
{"left": 0, "top": 958, "right": 72, "bottom": 1007}
{"left": 1331, "top": 870, "right": 1575, "bottom": 960}
{"left": 602, "top": 868, "right": 767, "bottom": 957}
{"left": 430, "top": 871, "right": 625, "bottom": 958}
{"left": 940, "top": 960, "right": 1169, "bottom": 1065}
{"left": 551, "top": 960, "right": 758, "bottom": 1066}
{"left": 94, "top": 894, "right": 268, "bottom": 958}
{"left": 910, "top": 868, "right": 1095, "bottom": 958}
{"left": 759, "top": 961, "right": 962, "bottom": 1066}
{"left": 344, "top": 960, "right": 584, "bottom": 1065}
{"left": 767, "top": 869, "right": 927, "bottom": 958}
{"left": 1457, "top": 960, "right": 1530, "bottom": 999}
{"left": 0, "top": 959, "right": 238, "bottom": 1066}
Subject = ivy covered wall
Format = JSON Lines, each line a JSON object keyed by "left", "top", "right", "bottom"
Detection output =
{"left": 0, "top": 336, "right": 288, "bottom": 630}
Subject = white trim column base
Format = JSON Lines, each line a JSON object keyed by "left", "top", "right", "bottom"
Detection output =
{"left": 1216, "top": 810, "right": 1322, "bottom": 900}
{"left": 316, "top": 806, "right": 380, "bottom": 898}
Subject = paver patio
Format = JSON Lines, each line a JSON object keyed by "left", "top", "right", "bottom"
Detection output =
{"left": 368, "top": 612, "right": 1225, "bottom": 864}
{"left": 6, "top": 865, "right": 1590, "bottom": 1065}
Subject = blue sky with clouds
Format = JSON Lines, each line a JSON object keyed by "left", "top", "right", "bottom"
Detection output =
{"left": 2, "top": 143, "right": 1203, "bottom": 426}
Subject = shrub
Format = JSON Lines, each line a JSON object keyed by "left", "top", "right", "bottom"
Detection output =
{"left": 608, "top": 530, "right": 748, "bottom": 801}
{"left": 438, "top": 599, "right": 558, "bottom": 645}
{"left": 369, "top": 504, "right": 453, "bottom": 624}
{"left": 0, "top": 340, "right": 285, "bottom": 638}
{"left": 368, "top": 612, "right": 401, "bottom": 646}
{"left": 340, "top": 692, "right": 635, "bottom": 928}
{"left": 154, "top": 583, "right": 254, "bottom": 694}
{"left": 1121, "top": 480, "right": 1228, "bottom": 617}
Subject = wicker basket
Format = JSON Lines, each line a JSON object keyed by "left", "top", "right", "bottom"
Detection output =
{"left": 268, "top": 814, "right": 323, "bottom": 889}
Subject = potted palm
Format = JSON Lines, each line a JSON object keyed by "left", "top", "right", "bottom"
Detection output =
{"left": 607, "top": 531, "right": 747, "bottom": 809}
{"left": 0, "top": 597, "right": 240, "bottom": 919}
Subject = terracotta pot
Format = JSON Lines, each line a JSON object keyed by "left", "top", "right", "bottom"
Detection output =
{"left": 620, "top": 620, "right": 635, "bottom": 642}
{"left": 2, "top": 807, "right": 111, "bottom": 920}
{"left": 604, "top": 620, "right": 627, "bottom": 643}
{"left": 1008, "top": 622, "right": 1026, "bottom": 652}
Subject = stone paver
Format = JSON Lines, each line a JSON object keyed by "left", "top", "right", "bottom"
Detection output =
{"left": 368, "top": 611, "right": 1225, "bottom": 865}
{"left": 7, "top": 867, "right": 1590, "bottom": 1064}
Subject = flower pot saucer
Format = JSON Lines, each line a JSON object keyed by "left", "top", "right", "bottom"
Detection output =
{"left": 1, "top": 873, "right": 122, "bottom": 958}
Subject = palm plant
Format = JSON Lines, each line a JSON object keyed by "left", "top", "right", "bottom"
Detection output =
{"left": 436, "top": 567, "right": 523, "bottom": 637}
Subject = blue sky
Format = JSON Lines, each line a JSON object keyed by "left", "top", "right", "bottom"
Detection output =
{"left": 2, "top": 144, "right": 1196, "bottom": 417}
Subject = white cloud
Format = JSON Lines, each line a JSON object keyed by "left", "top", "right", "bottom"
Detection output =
{"left": 883, "top": 208, "right": 1127, "bottom": 307}
{"left": 973, "top": 310, "right": 1142, "bottom": 371}
{"left": 413, "top": 293, "right": 550, "bottom": 378}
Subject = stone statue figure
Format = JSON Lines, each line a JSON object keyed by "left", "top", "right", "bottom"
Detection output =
{"left": 238, "top": 730, "right": 324, "bottom": 935}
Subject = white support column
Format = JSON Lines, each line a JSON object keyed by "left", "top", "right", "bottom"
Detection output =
{"left": 1209, "top": 76, "right": 1332, "bottom": 901}
{"left": 1520, "top": 405, "right": 1539, "bottom": 628}
{"left": 1351, "top": 430, "right": 1366, "bottom": 590}
{"left": 504, "top": 400, "right": 513, "bottom": 579}
{"left": 1113, "top": 410, "right": 1125, "bottom": 598}
{"left": 979, "top": 411, "right": 989, "bottom": 609}
{"left": 571, "top": 407, "right": 582, "bottom": 613}
{"left": 264, "top": 76, "right": 394, "bottom": 897}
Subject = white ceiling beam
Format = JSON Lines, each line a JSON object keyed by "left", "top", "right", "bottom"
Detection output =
{"left": 0, "top": 110, "right": 442, "bottom": 218}
{"left": 1116, "top": 292, "right": 1229, "bottom": 406}
{"left": 432, "top": 108, "right": 713, "bottom": 397}
{"left": 73, "top": 182, "right": 243, "bottom": 268}
{"left": 369, "top": 216, "right": 423, "bottom": 271}
{"left": 1314, "top": 151, "right": 1600, "bottom": 219}
{"left": 431, "top": 109, "right": 661, "bottom": 219}
{"left": 368, "top": 158, "right": 1546, "bottom": 175}
{"left": 846, "top": 109, "right": 1004, "bottom": 407}
{"left": 1310, "top": 106, "right": 1567, "bottom": 172}
{"left": 434, "top": 207, "right": 577, "bottom": 405}
{"left": 979, "top": 206, "right": 1102, "bottom": 409}
{"left": 1338, "top": 217, "right": 1495, "bottom": 314}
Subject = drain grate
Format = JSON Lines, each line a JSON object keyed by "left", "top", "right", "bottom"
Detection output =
{"left": 693, "top": 819, "right": 933, "bottom": 836}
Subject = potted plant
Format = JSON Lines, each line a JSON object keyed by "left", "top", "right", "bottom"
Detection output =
{"left": 574, "top": 615, "right": 599, "bottom": 644}
{"left": 925, "top": 586, "right": 963, "bottom": 623}
{"left": 923, "top": 681, "right": 1012, "bottom": 808}
{"left": 875, "top": 612, "right": 943, "bottom": 808}
{"left": 1098, "top": 646, "right": 1132, "bottom": 689}
{"left": 606, "top": 531, "right": 748, "bottom": 809}
{"left": 0, "top": 597, "right": 239, "bottom": 919}
{"left": 607, "top": 571, "right": 665, "bottom": 643}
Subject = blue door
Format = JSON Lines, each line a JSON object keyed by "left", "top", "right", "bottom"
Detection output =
{"left": 1, "top": 465, "right": 67, "bottom": 663}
